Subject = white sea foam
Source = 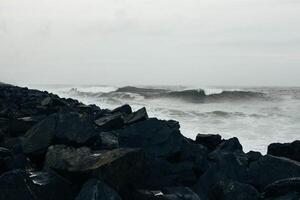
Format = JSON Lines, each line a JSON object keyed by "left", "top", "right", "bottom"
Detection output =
{"left": 29, "top": 85, "right": 300, "bottom": 154}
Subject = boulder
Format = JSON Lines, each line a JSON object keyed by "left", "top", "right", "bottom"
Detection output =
{"left": 75, "top": 179, "right": 122, "bottom": 200}
{"left": 195, "top": 134, "right": 222, "bottom": 150}
{"left": 95, "top": 113, "right": 124, "bottom": 130}
{"left": 0, "top": 169, "right": 76, "bottom": 200}
{"left": 22, "top": 114, "right": 57, "bottom": 155}
{"left": 268, "top": 141, "right": 300, "bottom": 162}
{"left": 246, "top": 151, "right": 262, "bottom": 164}
{"left": 193, "top": 150, "right": 248, "bottom": 200}
{"left": 262, "top": 178, "right": 300, "bottom": 198}
{"left": 55, "top": 112, "right": 100, "bottom": 146}
{"left": 99, "top": 132, "right": 119, "bottom": 149}
{"left": 9, "top": 115, "right": 46, "bottom": 137}
{"left": 134, "top": 187, "right": 201, "bottom": 200}
{"left": 111, "top": 104, "right": 132, "bottom": 115}
{"left": 45, "top": 145, "right": 145, "bottom": 195}
{"left": 0, "top": 169, "right": 36, "bottom": 200}
{"left": 118, "top": 118, "right": 184, "bottom": 158}
{"left": 124, "top": 107, "right": 148, "bottom": 125}
{"left": 248, "top": 155, "right": 300, "bottom": 190}
{"left": 208, "top": 180, "right": 259, "bottom": 200}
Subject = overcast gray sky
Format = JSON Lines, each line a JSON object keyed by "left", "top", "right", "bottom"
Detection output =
{"left": 0, "top": 0, "right": 300, "bottom": 86}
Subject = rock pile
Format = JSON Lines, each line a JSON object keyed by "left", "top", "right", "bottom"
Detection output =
{"left": 0, "top": 84, "right": 299, "bottom": 200}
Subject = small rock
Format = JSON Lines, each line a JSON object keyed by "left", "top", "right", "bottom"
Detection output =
{"left": 75, "top": 179, "right": 122, "bottom": 200}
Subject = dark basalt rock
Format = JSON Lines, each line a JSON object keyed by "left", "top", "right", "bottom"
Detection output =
{"left": 111, "top": 104, "right": 132, "bottom": 115}
{"left": 195, "top": 134, "right": 222, "bottom": 150}
{"left": 22, "top": 114, "right": 57, "bottom": 155}
{"left": 75, "top": 179, "right": 122, "bottom": 200}
{"left": 45, "top": 145, "right": 145, "bottom": 196}
{"left": 95, "top": 113, "right": 124, "bottom": 130}
{"left": 268, "top": 141, "right": 300, "bottom": 162}
{"left": 208, "top": 180, "right": 259, "bottom": 200}
{"left": 135, "top": 187, "right": 201, "bottom": 200}
{"left": 9, "top": 115, "right": 46, "bottom": 137}
{"left": 262, "top": 177, "right": 300, "bottom": 198}
{"left": 246, "top": 151, "right": 263, "bottom": 164}
{"left": 99, "top": 132, "right": 119, "bottom": 149}
{"left": 55, "top": 112, "right": 99, "bottom": 146}
{"left": 118, "top": 118, "right": 184, "bottom": 158}
{"left": 248, "top": 155, "right": 300, "bottom": 191}
{"left": 124, "top": 107, "right": 148, "bottom": 125}
{"left": 0, "top": 169, "right": 76, "bottom": 200}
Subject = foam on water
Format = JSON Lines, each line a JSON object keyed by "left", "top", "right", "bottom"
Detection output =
{"left": 29, "top": 84, "right": 300, "bottom": 153}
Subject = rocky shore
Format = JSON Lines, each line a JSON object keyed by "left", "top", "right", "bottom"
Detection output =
{"left": 0, "top": 83, "right": 300, "bottom": 200}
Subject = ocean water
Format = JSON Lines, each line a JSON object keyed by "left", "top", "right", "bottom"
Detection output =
{"left": 29, "top": 84, "right": 300, "bottom": 153}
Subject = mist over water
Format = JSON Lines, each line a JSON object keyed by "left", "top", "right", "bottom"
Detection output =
{"left": 30, "top": 84, "right": 300, "bottom": 153}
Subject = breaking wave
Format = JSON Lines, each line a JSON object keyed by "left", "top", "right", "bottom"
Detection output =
{"left": 63, "top": 86, "right": 267, "bottom": 103}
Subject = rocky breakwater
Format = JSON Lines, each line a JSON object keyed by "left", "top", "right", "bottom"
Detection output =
{"left": 0, "top": 83, "right": 300, "bottom": 200}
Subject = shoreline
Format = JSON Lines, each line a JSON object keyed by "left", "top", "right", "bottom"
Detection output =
{"left": 0, "top": 84, "right": 300, "bottom": 200}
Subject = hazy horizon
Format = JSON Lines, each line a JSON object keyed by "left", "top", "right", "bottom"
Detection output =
{"left": 1, "top": 0, "right": 300, "bottom": 86}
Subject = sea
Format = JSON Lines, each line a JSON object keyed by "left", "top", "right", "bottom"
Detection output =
{"left": 28, "top": 84, "right": 300, "bottom": 154}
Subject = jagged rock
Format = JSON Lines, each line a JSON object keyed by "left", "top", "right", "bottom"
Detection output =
{"left": 75, "top": 179, "right": 122, "bottom": 200}
{"left": 134, "top": 187, "right": 201, "bottom": 200}
{"left": 95, "top": 113, "right": 124, "bottom": 130}
{"left": 0, "top": 169, "right": 76, "bottom": 200}
{"left": 99, "top": 132, "right": 119, "bottom": 149}
{"left": 45, "top": 145, "right": 145, "bottom": 195}
{"left": 246, "top": 151, "right": 262, "bottom": 163}
{"left": 0, "top": 147, "right": 13, "bottom": 174}
{"left": 208, "top": 180, "right": 259, "bottom": 200}
{"left": 22, "top": 112, "right": 100, "bottom": 155}
{"left": 9, "top": 115, "right": 46, "bottom": 137}
{"left": 262, "top": 178, "right": 300, "bottom": 198}
{"left": 0, "top": 169, "right": 36, "bottom": 200}
{"left": 124, "top": 107, "right": 148, "bottom": 125}
{"left": 195, "top": 134, "right": 222, "bottom": 150}
{"left": 22, "top": 114, "right": 57, "bottom": 155}
{"left": 41, "top": 97, "right": 53, "bottom": 106}
{"left": 193, "top": 147, "right": 248, "bottom": 200}
{"left": 55, "top": 112, "right": 99, "bottom": 146}
{"left": 111, "top": 104, "right": 132, "bottom": 115}
{"left": 268, "top": 141, "right": 300, "bottom": 162}
{"left": 248, "top": 155, "right": 300, "bottom": 190}
{"left": 118, "top": 118, "right": 184, "bottom": 158}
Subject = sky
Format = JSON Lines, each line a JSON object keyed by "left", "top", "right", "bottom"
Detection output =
{"left": 0, "top": 0, "right": 300, "bottom": 86}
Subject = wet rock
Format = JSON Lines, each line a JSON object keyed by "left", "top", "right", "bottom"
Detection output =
{"left": 0, "top": 169, "right": 35, "bottom": 200}
{"left": 195, "top": 134, "right": 222, "bottom": 150}
{"left": 208, "top": 180, "right": 259, "bottom": 200}
{"left": 9, "top": 115, "right": 46, "bottom": 137}
{"left": 248, "top": 155, "right": 300, "bottom": 190}
{"left": 268, "top": 141, "right": 300, "bottom": 162}
{"left": 95, "top": 113, "right": 124, "bottom": 130}
{"left": 45, "top": 145, "right": 145, "bottom": 195}
{"left": 0, "top": 169, "right": 76, "bottom": 200}
{"left": 55, "top": 112, "right": 99, "bottom": 146}
{"left": 75, "top": 179, "right": 122, "bottom": 200}
{"left": 193, "top": 150, "right": 248, "bottom": 200}
{"left": 99, "top": 132, "right": 119, "bottom": 149}
{"left": 22, "top": 114, "right": 57, "bottom": 155}
{"left": 135, "top": 187, "right": 201, "bottom": 200}
{"left": 262, "top": 178, "right": 300, "bottom": 198}
{"left": 246, "top": 151, "right": 262, "bottom": 163}
{"left": 118, "top": 118, "right": 184, "bottom": 158}
{"left": 111, "top": 104, "right": 132, "bottom": 115}
{"left": 41, "top": 96, "right": 53, "bottom": 106}
{"left": 124, "top": 107, "right": 148, "bottom": 125}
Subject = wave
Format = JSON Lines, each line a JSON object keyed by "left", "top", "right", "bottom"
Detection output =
{"left": 62, "top": 86, "right": 267, "bottom": 103}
